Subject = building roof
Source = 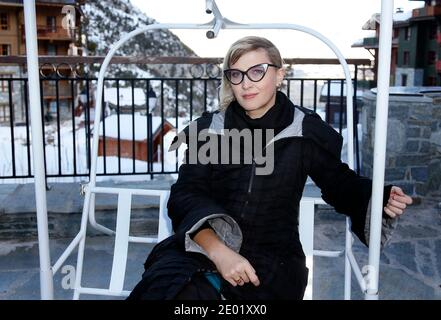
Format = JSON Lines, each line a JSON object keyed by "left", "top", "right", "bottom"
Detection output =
{"left": 362, "top": 11, "right": 413, "bottom": 30}
{"left": 99, "top": 113, "right": 174, "bottom": 141}
{"left": 105, "top": 88, "right": 148, "bottom": 108}
{"left": 351, "top": 38, "right": 364, "bottom": 47}
{"left": 104, "top": 87, "right": 158, "bottom": 114}
{"left": 319, "top": 80, "right": 365, "bottom": 102}
{"left": 394, "top": 11, "right": 413, "bottom": 23}
{"left": 371, "top": 86, "right": 441, "bottom": 96}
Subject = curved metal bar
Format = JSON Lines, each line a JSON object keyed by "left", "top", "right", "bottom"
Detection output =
{"left": 84, "top": 21, "right": 356, "bottom": 300}
{"left": 90, "top": 23, "right": 354, "bottom": 200}
{"left": 26, "top": 0, "right": 391, "bottom": 301}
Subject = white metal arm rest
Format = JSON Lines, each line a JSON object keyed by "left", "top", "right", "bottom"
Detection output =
{"left": 72, "top": 187, "right": 171, "bottom": 299}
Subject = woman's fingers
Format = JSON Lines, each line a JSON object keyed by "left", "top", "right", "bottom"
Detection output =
{"left": 393, "top": 194, "right": 413, "bottom": 205}
{"left": 388, "top": 198, "right": 406, "bottom": 209}
{"left": 226, "top": 262, "right": 260, "bottom": 287}
{"left": 228, "top": 272, "right": 243, "bottom": 287}
{"left": 236, "top": 270, "right": 250, "bottom": 286}
{"left": 236, "top": 265, "right": 254, "bottom": 286}
{"left": 227, "top": 277, "right": 239, "bottom": 287}
{"left": 385, "top": 186, "right": 413, "bottom": 219}
{"left": 238, "top": 264, "right": 260, "bottom": 286}
{"left": 387, "top": 205, "right": 403, "bottom": 215}
{"left": 387, "top": 186, "right": 413, "bottom": 218}
{"left": 384, "top": 206, "right": 397, "bottom": 218}
{"left": 391, "top": 186, "right": 413, "bottom": 204}
{"left": 226, "top": 271, "right": 246, "bottom": 286}
{"left": 244, "top": 268, "right": 260, "bottom": 286}
{"left": 391, "top": 186, "right": 405, "bottom": 196}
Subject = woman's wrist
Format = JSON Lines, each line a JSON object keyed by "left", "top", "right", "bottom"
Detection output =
{"left": 207, "top": 241, "right": 231, "bottom": 264}
{"left": 193, "top": 228, "right": 228, "bottom": 261}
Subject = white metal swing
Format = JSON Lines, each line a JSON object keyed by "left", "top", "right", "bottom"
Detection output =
{"left": 24, "top": 0, "right": 395, "bottom": 300}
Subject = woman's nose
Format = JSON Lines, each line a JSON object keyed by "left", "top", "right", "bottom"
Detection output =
{"left": 241, "top": 75, "right": 253, "bottom": 89}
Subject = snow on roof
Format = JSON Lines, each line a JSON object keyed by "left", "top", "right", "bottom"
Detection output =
{"left": 165, "top": 117, "right": 191, "bottom": 131}
{"left": 351, "top": 38, "right": 364, "bottom": 48}
{"left": 104, "top": 87, "right": 148, "bottom": 107}
{"left": 362, "top": 10, "right": 412, "bottom": 30}
{"left": 99, "top": 113, "right": 172, "bottom": 140}
{"left": 320, "top": 80, "right": 364, "bottom": 98}
{"left": 362, "top": 13, "right": 380, "bottom": 30}
{"left": 371, "top": 86, "right": 441, "bottom": 96}
{"left": 394, "top": 11, "right": 412, "bottom": 22}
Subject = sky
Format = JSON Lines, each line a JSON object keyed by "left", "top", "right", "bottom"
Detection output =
{"left": 130, "top": 0, "right": 425, "bottom": 59}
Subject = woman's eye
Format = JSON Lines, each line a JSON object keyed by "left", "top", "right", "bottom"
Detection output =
{"left": 250, "top": 67, "right": 265, "bottom": 76}
{"left": 230, "top": 71, "right": 241, "bottom": 78}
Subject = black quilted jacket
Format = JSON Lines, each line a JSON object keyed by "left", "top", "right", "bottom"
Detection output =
{"left": 128, "top": 91, "right": 389, "bottom": 300}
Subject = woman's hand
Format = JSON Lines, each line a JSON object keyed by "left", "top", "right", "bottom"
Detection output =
{"left": 192, "top": 227, "right": 260, "bottom": 287}
{"left": 209, "top": 245, "right": 260, "bottom": 287}
{"left": 384, "top": 186, "right": 413, "bottom": 218}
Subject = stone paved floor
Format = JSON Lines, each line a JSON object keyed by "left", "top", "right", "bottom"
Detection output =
{"left": 312, "top": 196, "right": 441, "bottom": 299}
{"left": 0, "top": 181, "right": 440, "bottom": 300}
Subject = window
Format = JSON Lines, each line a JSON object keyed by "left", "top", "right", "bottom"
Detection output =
{"left": 393, "top": 28, "right": 399, "bottom": 39}
{"left": 401, "top": 74, "right": 408, "bottom": 86}
{"left": 427, "top": 76, "right": 436, "bottom": 86}
{"left": 0, "top": 104, "right": 10, "bottom": 122}
{"left": 0, "top": 44, "right": 10, "bottom": 56}
{"left": 428, "top": 51, "right": 436, "bottom": 65}
{"left": 404, "top": 27, "right": 411, "bottom": 40}
{"left": 47, "top": 44, "right": 56, "bottom": 56}
{"left": 430, "top": 24, "right": 437, "bottom": 39}
{"left": 47, "top": 16, "right": 56, "bottom": 32}
{"left": 403, "top": 51, "right": 410, "bottom": 65}
{"left": 0, "top": 12, "right": 8, "bottom": 30}
{"left": 0, "top": 74, "right": 12, "bottom": 93}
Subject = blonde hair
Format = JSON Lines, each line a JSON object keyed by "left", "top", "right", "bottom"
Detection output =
{"left": 219, "top": 36, "right": 284, "bottom": 110}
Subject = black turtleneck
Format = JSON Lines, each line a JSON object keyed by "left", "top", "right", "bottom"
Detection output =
{"left": 223, "top": 91, "right": 294, "bottom": 160}
{"left": 225, "top": 91, "right": 294, "bottom": 136}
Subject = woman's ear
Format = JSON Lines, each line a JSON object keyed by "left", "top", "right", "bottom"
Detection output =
{"left": 277, "top": 67, "right": 286, "bottom": 87}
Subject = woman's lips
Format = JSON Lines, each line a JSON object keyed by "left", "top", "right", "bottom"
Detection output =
{"left": 242, "top": 93, "right": 257, "bottom": 100}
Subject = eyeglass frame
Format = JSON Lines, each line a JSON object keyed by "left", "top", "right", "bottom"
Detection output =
{"left": 223, "top": 63, "right": 281, "bottom": 85}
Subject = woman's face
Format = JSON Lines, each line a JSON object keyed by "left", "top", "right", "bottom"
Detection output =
{"left": 229, "top": 49, "right": 285, "bottom": 119}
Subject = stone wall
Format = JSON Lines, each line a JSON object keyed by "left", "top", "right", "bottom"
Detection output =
{"left": 360, "top": 90, "right": 441, "bottom": 197}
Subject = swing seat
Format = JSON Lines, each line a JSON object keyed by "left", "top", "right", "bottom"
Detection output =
{"left": 73, "top": 187, "right": 324, "bottom": 300}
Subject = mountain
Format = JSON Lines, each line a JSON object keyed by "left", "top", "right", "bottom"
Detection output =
{"left": 83, "top": 0, "right": 196, "bottom": 78}
{"left": 82, "top": 0, "right": 217, "bottom": 117}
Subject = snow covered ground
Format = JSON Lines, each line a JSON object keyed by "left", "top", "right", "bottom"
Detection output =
{"left": 0, "top": 113, "right": 187, "bottom": 184}
{"left": 0, "top": 109, "right": 361, "bottom": 184}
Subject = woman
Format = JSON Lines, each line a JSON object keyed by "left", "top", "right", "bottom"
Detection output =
{"left": 128, "top": 36, "right": 413, "bottom": 300}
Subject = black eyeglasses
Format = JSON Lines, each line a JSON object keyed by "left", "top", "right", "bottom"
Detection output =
{"left": 223, "top": 63, "right": 280, "bottom": 85}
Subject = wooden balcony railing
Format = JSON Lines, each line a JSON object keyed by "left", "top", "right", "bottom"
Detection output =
{"left": 412, "top": 6, "right": 441, "bottom": 18}
{"left": 21, "top": 25, "right": 74, "bottom": 41}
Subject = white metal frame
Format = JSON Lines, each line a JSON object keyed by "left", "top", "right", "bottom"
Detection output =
{"left": 24, "top": 0, "right": 394, "bottom": 300}
{"left": 71, "top": 187, "right": 171, "bottom": 298}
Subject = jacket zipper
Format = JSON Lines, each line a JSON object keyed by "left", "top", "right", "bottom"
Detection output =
{"left": 239, "top": 135, "right": 291, "bottom": 220}
{"left": 240, "top": 160, "right": 256, "bottom": 219}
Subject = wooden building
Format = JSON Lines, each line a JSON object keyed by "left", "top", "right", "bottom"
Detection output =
{"left": 0, "top": 0, "right": 84, "bottom": 122}
{"left": 98, "top": 113, "right": 175, "bottom": 163}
